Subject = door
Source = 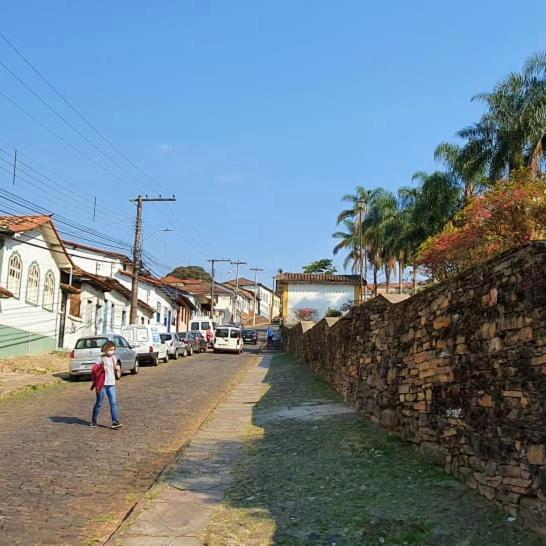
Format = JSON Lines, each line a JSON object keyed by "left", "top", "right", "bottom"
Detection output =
{"left": 58, "top": 292, "right": 68, "bottom": 348}
{"left": 113, "top": 336, "right": 129, "bottom": 370}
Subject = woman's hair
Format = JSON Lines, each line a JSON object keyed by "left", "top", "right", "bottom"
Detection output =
{"left": 101, "top": 341, "right": 116, "bottom": 354}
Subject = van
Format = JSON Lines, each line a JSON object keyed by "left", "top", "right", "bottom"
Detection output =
{"left": 121, "top": 325, "right": 168, "bottom": 366}
{"left": 190, "top": 318, "right": 217, "bottom": 347}
{"left": 213, "top": 326, "right": 243, "bottom": 354}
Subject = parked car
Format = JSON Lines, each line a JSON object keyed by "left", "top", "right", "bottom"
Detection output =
{"left": 176, "top": 332, "right": 199, "bottom": 356}
{"left": 190, "top": 331, "right": 208, "bottom": 353}
{"left": 121, "top": 325, "right": 168, "bottom": 366}
{"left": 160, "top": 332, "right": 183, "bottom": 359}
{"left": 213, "top": 326, "right": 244, "bottom": 354}
{"left": 189, "top": 318, "right": 217, "bottom": 347}
{"left": 69, "top": 334, "right": 138, "bottom": 377}
{"left": 242, "top": 328, "right": 258, "bottom": 344}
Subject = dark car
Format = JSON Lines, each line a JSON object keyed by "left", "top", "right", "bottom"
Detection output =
{"left": 191, "top": 332, "right": 208, "bottom": 353}
{"left": 242, "top": 329, "right": 258, "bottom": 345}
{"left": 176, "top": 332, "right": 199, "bottom": 356}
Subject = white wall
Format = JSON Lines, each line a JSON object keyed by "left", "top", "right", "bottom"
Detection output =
{"left": 65, "top": 245, "right": 125, "bottom": 277}
{"left": 0, "top": 229, "right": 61, "bottom": 343}
{"left": 286, "top": 283, "right": 355, "bottom": 323}
{"left": 116, "top": 273, "right": 176, "bottom": 332}
{"left": 63, "top": 283, "right": 151, "bottom": 350}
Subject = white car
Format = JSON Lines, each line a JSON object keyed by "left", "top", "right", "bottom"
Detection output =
{"left": 190, "top": 318, "right": 217, "bottom": 347}
{"left": 213, "top": 326, "right": 244, "bottom": 354}
{"left": 121, "top": 325, "right": 168, "bottom": 366}
{"left": 69, "top": 334, "right": 138, "bottom": 377}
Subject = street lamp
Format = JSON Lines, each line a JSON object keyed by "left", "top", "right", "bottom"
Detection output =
{"left": 143, "top": 228, "right": 174, "bottom": 241}
{"left": 356, "top": 199, "right": 367, "bottom": 303}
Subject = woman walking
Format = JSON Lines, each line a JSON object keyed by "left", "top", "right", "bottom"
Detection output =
{"left": 90, "top": 341, "right": 122, "bottom": 429}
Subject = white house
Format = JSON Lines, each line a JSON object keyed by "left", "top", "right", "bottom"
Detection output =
{"left": 0, "top": 215, "right": 73, "bottom": 357}
{"left": 276, "top": 272, "right": 361, "bottom": 325}
{"left": 226, "top": 278, "right": 279, "bottom": 320}
{"left": 116, "top": 271, "right": 181, "bottom": 333}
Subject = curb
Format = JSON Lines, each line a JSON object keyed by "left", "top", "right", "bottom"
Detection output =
{"left": 103, "top": 353, "right": 262, "bottom": 545}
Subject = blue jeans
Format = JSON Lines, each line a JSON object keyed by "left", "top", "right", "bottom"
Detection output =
{"left": 92, "top": 385, "right": 120, "bottom": 424}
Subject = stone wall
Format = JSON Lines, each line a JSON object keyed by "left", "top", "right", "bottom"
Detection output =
{"left": 283, "top": 242, "right": 546, "bottom": 534}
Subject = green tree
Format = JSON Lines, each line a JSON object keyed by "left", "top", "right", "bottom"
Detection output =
{"left": 334, "top": 186, "right": 373, "bottom": 288}
{"left": 168, "top": 265, "right": 211, "bottom": 281}
{"left": 434, "top": 142, "right": 488, "bottom": 201}
{"left": 302, "top": 259, "right": 337, "bottom": 274}
{"left": 457, "top": 50, "right": 546, "bottom": 180}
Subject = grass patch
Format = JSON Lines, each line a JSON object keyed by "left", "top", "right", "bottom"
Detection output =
{"left": 203, "top": 353, "right": 543, "bottom": 546}
{"left": 0, "top": 378, "right": 64, "bottom": 403}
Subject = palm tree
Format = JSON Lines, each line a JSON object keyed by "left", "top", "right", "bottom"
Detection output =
{"left": 363, "top": 189, "right": 398, "bottom": 294}
{"left": 458, "top": 51, "right": 546, "bottom": 180}
{"left": 434, "top": 142, "right": 487, "bottom": 201}
{"left": 332, "top": 219, "right": 360, "bottom": 272}
{"left": 335, "top": 186, "right": 373, "bottom": 297}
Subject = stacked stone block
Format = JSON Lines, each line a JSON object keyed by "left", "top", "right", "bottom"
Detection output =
{"left": 283, "top": 242, "right": 546, "bottom": 534}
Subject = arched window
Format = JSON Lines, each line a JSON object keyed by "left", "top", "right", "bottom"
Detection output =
{"left": 7, "top": 253, "right": 22, "bottom": 298}
{"left": 43, "top": 271, "right": 55, "bottom": 311}
{"left": 26, "top": 262, "right": 40, "bottom": 305}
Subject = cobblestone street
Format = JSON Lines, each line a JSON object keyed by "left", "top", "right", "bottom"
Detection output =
{"left": 0, "top": 350, "right": 257, "bottom": 546}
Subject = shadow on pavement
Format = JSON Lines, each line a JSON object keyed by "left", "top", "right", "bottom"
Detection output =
{"left": 202, "top": 353, "right": 543, "bottom": 546}
{"left": 49, "top": 416, "right": 92, "bottom": 426}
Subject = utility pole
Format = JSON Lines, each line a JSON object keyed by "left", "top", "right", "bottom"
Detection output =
{"left": 207, "top": 258, "right": 231, "bottom": 320}
{"left": 250, "top": 267, "right": 263, "bottom": 326}
{"left": 130, "top": 194, "right": 176, "bottom": 324}
{"left": 231, "top": 260, "right": 246, "bottom": 323}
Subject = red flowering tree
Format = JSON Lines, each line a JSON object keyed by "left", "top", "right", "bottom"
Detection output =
{"left": 417, "top": 172, "right": 546, "bottom": 280}
{"left": 295, "top": 308, "right": 318, "bottom": 322}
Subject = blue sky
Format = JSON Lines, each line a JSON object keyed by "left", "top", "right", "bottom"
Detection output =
{"left": 0, "top": 1, "right": 545, "bottom": 286}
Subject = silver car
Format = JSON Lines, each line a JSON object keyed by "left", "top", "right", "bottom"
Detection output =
{"left": 160, "top": 332, "right": 183, "bottom": 359}
{"left": 69, "top": 334, "right": 139, "bottom": 377}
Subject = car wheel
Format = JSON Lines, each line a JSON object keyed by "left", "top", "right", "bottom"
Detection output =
{"left": 174, "top": 350, "right": 179, "bottom": 360}
{"left": 152, "top": 356, "right": 159, "bottom": 366}
{"left": 189, "top": 346, "right": 194, "bottom": 356}
{"left": 131, "top": 359, "right": 139, "bottom": 375}
{"left": 182, "top": 347, "right": 188, "bottom": 357}
{"left": 162, "top": 354, "right": 169, "bottom": 363}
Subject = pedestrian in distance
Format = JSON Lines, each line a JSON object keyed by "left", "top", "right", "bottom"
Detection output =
{"left": 90, "top": 341, "right": 122, "bottom": 429}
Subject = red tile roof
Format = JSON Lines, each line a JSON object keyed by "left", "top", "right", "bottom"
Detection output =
{"left": 0, "top": 215, "right": 53, "bottom": 233}
{"left": 63, "top": 240, "right": 132, "bottom": 262}
{"left": 276, "top": 273, "right": 361, "bottom": 284}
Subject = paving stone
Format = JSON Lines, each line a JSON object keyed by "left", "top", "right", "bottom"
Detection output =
{"left": 0, "top": 351, "right": 257, "bottom": 545}
{"left": 110, "top": 355, "right": 271, "bottom": 545}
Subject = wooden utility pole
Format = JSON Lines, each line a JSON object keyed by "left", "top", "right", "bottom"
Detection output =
{"left": 129, "top": 195, "right": 176, "bottom": 324}
{"left": 207, "top": 258, "right": 231, "bottom": 320}
{"left": 230, "top": 260, "right": 246, "bottom": 323}
{"left": 250, "top": 267, "right": 263, "bottom": 326}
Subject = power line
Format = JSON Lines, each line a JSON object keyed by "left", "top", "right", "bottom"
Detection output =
{"left": 0, "top": 88, "right": 147, "bottom": 192}
{"left": 0, "top": 183, "right": 133, "bottom": 250}
{"left": 0, "top": 30, "right": 156, "bottom": 187}
{"left": 0, "top": 142, "right": 134, "bottom": 222}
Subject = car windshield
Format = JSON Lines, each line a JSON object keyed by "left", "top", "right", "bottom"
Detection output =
{"left": 190, "top": 322, "right": 200, "bottom": 330}
{"left": 243, "top": 330, "right": 256, "bottom": 335}
{"left": 216, "top": 328, "right": 229, "bottom": 338}
{"left": 201, "top": 321, "right": 211, "bottom": 330}
{"left": 75, "top": 337, "right": 108, "bottom": 350}
{"left": 160, "top": 334, "right": 172, "bottom": 341}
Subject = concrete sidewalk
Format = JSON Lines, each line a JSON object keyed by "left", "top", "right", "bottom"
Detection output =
{"left": 107, "top": 355, "right": 271, "bottom": 546}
